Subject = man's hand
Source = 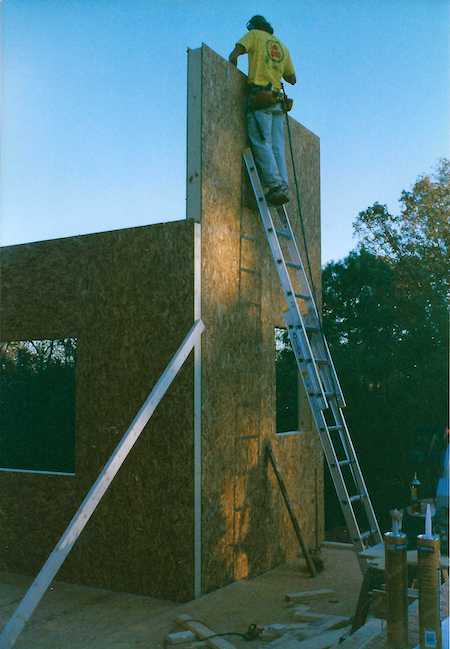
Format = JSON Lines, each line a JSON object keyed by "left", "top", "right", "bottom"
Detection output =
{"left": 284, "top": 73, "right": 297, "bottom": 85}
{"left": 228, "top": 44, "right": 246, "bottom": 66}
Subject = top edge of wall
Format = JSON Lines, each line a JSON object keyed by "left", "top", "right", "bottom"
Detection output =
{"left": 0, "top": 219, "right": 192, "bottom": 252}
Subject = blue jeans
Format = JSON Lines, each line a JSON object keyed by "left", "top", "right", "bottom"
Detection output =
{"left": 247, "top": 105, "right": 288, "bottom": 192}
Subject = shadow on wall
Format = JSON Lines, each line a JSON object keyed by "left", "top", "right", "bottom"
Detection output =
{"left": 203, "top": 445, "right": 296, "bottom": 592}
{"left": 234, "top": 449, "right": 291, "bottom": 579}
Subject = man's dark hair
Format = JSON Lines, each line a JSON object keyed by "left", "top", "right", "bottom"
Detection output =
{"left": 247, "top": 15, "right": 274, "bottom": 35}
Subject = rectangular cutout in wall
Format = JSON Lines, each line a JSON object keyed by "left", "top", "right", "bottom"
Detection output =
{"left": 275, "top": 328, "right": 299, "bottom": 434}
{"left": 0, "top": 338, "right": 77, "bottom": 474}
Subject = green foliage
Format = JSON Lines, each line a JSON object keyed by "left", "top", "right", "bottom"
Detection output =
{"left": 275, "top": 328, "right": 299, "bottom": 433}
{"left": 0, "top": 339, "right": 77, "bottom": 473}
{"left": 323, "top": 160, "right": 449, "bottom": 529}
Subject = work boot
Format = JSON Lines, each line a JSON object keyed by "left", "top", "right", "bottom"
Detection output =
{"left": 266, "top": 186, "right": 289, "bottom": 206}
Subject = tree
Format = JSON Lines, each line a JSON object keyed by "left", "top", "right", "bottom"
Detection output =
{"left": 354, "top": 158, "right": 449, "bottom": 305}
{"left": 322, "top": 160, "right": 449, "bottom": 531}
{"left": 0, "top": 338, "right": 77, "bottom": 473}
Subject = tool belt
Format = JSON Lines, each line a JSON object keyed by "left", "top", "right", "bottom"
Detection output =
{"left": 247, "top": 83, "right": 294, "bottom": 112}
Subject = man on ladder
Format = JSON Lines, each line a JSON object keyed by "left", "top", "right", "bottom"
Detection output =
{"left": 229, "top": 15, "right": 297, "bottom": 206}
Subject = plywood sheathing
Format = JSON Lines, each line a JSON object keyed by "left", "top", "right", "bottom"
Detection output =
{"left": 0, "top": 221, "right": 197, "bottom": 601}
{"left": 189, "top": 44, "right": 324, "bottom": 593}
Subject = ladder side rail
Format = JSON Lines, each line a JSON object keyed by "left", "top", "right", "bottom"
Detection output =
{"left": 326, "top": 398, "right": 382, "bottom": 546}
{"left": 329, "top": 402, "right": 382, "bottom": 544}
{"left": 321, "top": 337, "right": 347, "bottom": 409}
{"left": 0, "top": 320, "right": 205, "bottom": 649}
{"left": 279, "top": 204, "right": 322, "bottom": 324}
{"left": 283, "top": 313, "right": 328, "bottom": 410}
{"left": 325, "top": 397, "right": 375, "bottom": 526}
{"left": 243, "top": 151, "right": 327, "bottom": 406}
{"left": 243, "top": 149, "right": 381, "bottom": 554}
{"left": 278, "top": 200, "right": 379, "bottom": 548}
{"left": 317, "top": 401, "right": 367, "bottom": 548}
{"left": 287, "top": 330, "right": 327, "bottom": 408}
{"left": 312, "top": 411, "right": 363, "bottom": 547}
{"left": 279, "top": 206, "right": 346, "bottom": 407}
{"left": 281, "top": 333, "right": 363, "bottom": 542}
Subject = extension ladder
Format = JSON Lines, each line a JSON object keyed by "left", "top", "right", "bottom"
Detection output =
{"left": 243, "top": 149, "right": 382, "bottom": 558}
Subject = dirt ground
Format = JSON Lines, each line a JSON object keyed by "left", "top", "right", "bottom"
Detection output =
{"left": 0, "top": 545, "right": 362, "bottom": 649}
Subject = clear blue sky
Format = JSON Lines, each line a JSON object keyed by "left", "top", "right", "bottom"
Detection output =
{"left": 1, "top": 0, "right": 448, "bottom": 263}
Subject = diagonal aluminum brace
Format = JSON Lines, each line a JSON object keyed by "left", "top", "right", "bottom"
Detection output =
{"left": 0, "top": 319, "right": 205, "bottom": 649}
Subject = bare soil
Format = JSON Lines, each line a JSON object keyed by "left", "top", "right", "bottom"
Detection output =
{"left": 0, "top": 546, "right": 362, "bottom": 649}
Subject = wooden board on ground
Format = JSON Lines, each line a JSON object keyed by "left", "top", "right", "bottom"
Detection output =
{"left": 264, "top": 625, "right": 351, "bottom": 649}
{"left": 330, "top": 620, "right": 384, "bottom": 649}
{"left": 286, "top": 589, "right": 336, "bottom": 603}
{"left": 167, "top": 630, "right": 196, "bottom": 645}
{"left": 176, "top": 614, "right": 237, "bottom": 649}
{"left": 263, "top": 635, "right": 305, "bottom": 649}
{"left": 291, "top": 612, "right": 349, "bottom": 628}
{"left": 295, "top": 626, "right": 351, "bottom": 649}
{"left": 262, "top": 623, "right": 309, "bottom": 639}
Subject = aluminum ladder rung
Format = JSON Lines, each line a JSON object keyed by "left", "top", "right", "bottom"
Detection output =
{"left": 304, "top": 324, "right": 320, "bottom": 333}
{"left": 349, "top": 494, "right": 366, "bottom": 503}
{"left": 309, "top": 390, "right": 335, "bottom": 399}
{"left": 243, "top": 148, "right": 382, "bottom": 561}
{"left": 338, "top": 459, "right": 355, "bottom": 467}
{"left": 276, "top": 228, "right": 292, "bottom": 239}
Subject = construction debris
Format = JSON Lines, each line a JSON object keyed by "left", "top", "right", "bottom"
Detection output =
{"left": 263, "top": 634, "right": 306, "bottom": 649}
{"left": 285, "top": 589, "right": 336, "bottom": 603}
{"left": 291, "top": 611, "right": 349, "bottom": 627}
{"left": 166, "top": 630, "right": 197, "bottom": 645}
{"left": 288, "top": 605, "right": 310, "bottom": 615}
{"left": 261, "top": 624, "right": 309, "bottom": 640}
{"left": 170, "top": 589, "right": 352, "bottom": 649}
{"left": 308, "top": 615, "right": 350, "bottom": 631}
{"left": 329, "top": 619, "right": 383, "bottom": 648}
{"left": 176, "top": 614, "right": 238, "bottom": 649}
{"left": 264, "top": 626, "right": 351, "bottom": 649}
{"left": 296, "top": 627, "right": 351, "bottom": 649}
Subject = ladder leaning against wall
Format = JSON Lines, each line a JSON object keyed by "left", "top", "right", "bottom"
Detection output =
{"left": 243, "top": 148, "right": 382, "bottom": 561}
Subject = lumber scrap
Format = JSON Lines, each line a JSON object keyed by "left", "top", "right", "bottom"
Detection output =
{"left": 263, "top": 635, "right": 305, "bottom": 649}
{"left": 290, "top": 615, "right": 351, "bottom": 636}
{"left": 266, "top": 443, "right": 317, "bottom": 577}
{"left": 291, "top": 611, "right": 347, "bottom": 625}
{"left": 311, "top": 616, "right": 351, "bottom": 631}
{"left": 286, "top": 589, "right": 336, "bottom": 603}
{"left": 329, "top": 619, "right": 383, "bottom": 649}
{"left": 288, "top": 605, "right": 311, "bottom": 614}
{"left": 261, "top": 624, "right": 309, "bottom": 639}
{"left": 166, "top": 631, "right": 197, "bottom": 645}
{"left": 294, "top": 626, "right": 351, "bottom": 649}
{"left": 176, "top": 614, "right": 237, "bottom": 649}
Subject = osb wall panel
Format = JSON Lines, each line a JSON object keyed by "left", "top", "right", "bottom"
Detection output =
{"left": 192, "top": 45, "right": 324, "bottom": 592}
{"left": 0, "top": 221, "right": 196, "bottom": 601}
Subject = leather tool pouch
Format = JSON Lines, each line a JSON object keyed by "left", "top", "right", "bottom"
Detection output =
{"left": 248, "top": 90, "right": 280, "bottom": 110}
{"left": 248, "top": 90, "right": 294, "bottom": 112}
{"left": 282, "top": 96, "right": 294, "bottom": 112}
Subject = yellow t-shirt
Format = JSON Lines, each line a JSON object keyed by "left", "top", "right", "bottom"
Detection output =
{"left": 237, "top": 29, "right": 295, "bottom": 91}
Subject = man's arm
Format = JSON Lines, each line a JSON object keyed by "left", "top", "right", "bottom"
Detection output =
{"left": 228, "top": 44, "right": 246, "bottom": 66}
{"left": 283, "top": 72, "right": 297, "bottom": 85}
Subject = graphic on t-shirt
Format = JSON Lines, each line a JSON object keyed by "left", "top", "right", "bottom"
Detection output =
{"left": 266, "top": 40, "right": 284, "bottom": 63}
